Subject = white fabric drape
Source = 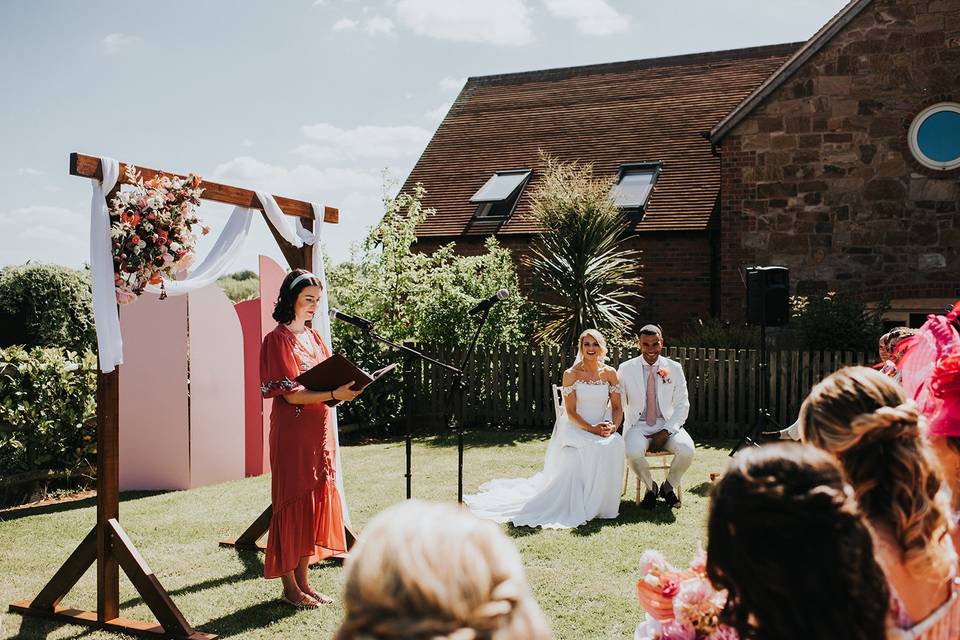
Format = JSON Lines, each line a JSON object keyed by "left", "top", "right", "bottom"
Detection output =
{"left": 301, "top": 203, "right": 352, "bottom": 527}
{"left": 90, "top": 157, "right": 122, "bottom": 373}
{"left": 143, "top": 205, "right": 255, "bottom": 297}
{"left": 256, "top": 191, "right": 304, "bottom": 248}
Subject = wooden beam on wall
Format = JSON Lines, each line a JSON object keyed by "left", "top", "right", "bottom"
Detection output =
{"left": 70, "top": 153, "right": 339, "bottom": 224}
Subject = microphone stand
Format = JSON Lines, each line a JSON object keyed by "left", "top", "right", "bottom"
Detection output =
{"left": 445, "top": 304, "right": 495, "bottom": 503}
{"left": 340, "top": 298, "right": 496, "bottom": 503}
{"left": 353, "top": 325, "right": 461, "bottom": 500}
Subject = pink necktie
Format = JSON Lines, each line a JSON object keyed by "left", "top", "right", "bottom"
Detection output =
{"left": 646, "top": 365, "right": 657, "bottom": 426}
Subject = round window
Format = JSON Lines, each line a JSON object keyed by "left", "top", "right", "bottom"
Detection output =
{"left": 908, "top": 102, "right": 960, "bottom": 171}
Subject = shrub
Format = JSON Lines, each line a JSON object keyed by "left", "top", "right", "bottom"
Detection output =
{"left": 677, "top": 318, "right": 760, "bottom": 348}
{"left": 0, "top": 346, "right": 97, "bottom": 483}
{"left": 0, "top": 263, "right": 96, "bottom": 354}
{"left": 217, "top": 271, "right": 260, "bottom": 303}
{"left": 791, "top": 292, "right": 888, "bottom": 353}
{"left": 327, "top": 184, "right": 534, "bottom": 430}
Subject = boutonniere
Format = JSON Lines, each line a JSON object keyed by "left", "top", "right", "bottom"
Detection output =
{"left": 657, "top": 368, "right": 672, "bottom": 384}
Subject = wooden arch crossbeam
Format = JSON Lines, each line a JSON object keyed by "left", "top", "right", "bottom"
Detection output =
{"left": 8, "top": 152, "right": 343, "bottom": 640}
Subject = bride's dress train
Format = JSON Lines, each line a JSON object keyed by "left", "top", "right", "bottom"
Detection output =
{"left": 465, "top": 381, "right": 625, "bottom": 529}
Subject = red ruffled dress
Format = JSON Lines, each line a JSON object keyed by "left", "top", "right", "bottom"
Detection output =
{"left": 259, "top": 323, "right": 347, "bottom": 579}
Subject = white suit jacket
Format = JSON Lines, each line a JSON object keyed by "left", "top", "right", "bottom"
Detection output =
{"left": 617, "top": 355, "right": 690, "bottom": 435}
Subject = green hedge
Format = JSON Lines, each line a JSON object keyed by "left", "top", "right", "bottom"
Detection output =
{"left": 0, "top": 346, "right": 97, "bottom": 481}
{"left": 0, "top": 263, "right": 96, "bottom": 354}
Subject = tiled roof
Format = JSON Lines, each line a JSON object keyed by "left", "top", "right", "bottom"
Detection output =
{"left": 405, "top": 43, "right": 801, "bottom": 238}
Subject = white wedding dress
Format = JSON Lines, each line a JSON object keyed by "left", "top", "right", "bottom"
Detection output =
{"left": 465, "top": 380, "right": 626, "bottom": 529}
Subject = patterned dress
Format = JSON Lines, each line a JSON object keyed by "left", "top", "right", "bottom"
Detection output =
{"left": 260, "top": 323, "right": 347, "bottom": 578}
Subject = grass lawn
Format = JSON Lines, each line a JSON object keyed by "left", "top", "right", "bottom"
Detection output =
{"left": 0, "top": 431, "right": 734, "bottom": 640}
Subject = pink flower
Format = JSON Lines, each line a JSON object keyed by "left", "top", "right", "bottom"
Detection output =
{"left": 115, "top": 284, "right": 137, "bottom": 305}
{"left": 659, "top": 620, "right": 696, "bottom": 640}
{"left": 639, "top": 550, "right": 672, "bottom": 576}
{"left": 175, "top": 253, "right": 194, "bottom": 271}
{"left": 708, "top": 625, "right": 739, "bottom": 640}
{"left": 676, "top": 577, "right": 711, "bottom": 607}
{"left": 661, "top": 578, "right": 680, "bottom": 598}
{"left": 657, "top": 368, "right": 672, "bottom": 384}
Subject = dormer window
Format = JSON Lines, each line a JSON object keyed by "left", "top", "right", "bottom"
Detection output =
{"left": 470, "top": 169, "right": 531, "bottom": 218}
{"left": 610, "top": 162, "right": 660, "bottom": 219}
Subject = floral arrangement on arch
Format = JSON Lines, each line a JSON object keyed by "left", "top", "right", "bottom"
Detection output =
{"left": 110, "top": 165, "right": 208, "bottom": 303}
{"left": 634, "top": 548, "right": 737, "bottom": 640}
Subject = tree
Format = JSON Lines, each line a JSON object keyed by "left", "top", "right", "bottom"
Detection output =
{"left": 525, "top": 153, "right": 642, "bottom": 350}
{"left": 326, "top": 183, "right": 533, "bottom": 429}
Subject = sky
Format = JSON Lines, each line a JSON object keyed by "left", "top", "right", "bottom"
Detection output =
{"left": 0, "top": 0, "right": 849, "bottom": 273}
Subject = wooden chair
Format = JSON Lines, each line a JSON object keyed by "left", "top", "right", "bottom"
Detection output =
{"left": 551, "top": 385, "right": 679, "bottom": 504}
{"left": 624, "top": 449, "right": 678, "bottom": 505}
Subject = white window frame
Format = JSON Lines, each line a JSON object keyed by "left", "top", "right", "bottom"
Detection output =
{"left": 907, "top": 102, "right": 960, "bottom": 171}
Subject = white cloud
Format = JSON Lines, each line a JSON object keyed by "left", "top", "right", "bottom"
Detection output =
{"left": 210, "top": 156, "right": 390, "bottom": 265}
{"left": 0, "top": 205, "right": 88, "bottom": 268}
{"left": 541, "top": 0, "right": 630, "bottom": 35}
{"left": 425, "top": 102, "right": 452, "bottom": 124}
{"left": 16, "top": 167, "right": 45, "bottom": 176}
{"left": 297, "top": 123, "right": 432, "bottom": 163}
{"left": 395, "top": 0, "right": 534, "bottom": 45}
{"left": 365, "top": 15, "right": 395, "bottom": 36}
{"left": 439, "top": 76, "right": 466, "bottom": 92}
{"left": 312, "top": 0, "right": 327, "bottom": 5}
{"left": 333, "top": 18, "right": 358, "bottom": 31}
{"left": 241, "top": 138, "right": 255, "bottom": 147}
{"left": 101, "top": 33, "right": 140, "bottom": 54}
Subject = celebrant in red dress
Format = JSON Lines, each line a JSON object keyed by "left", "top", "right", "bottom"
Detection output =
{"left": 260, "top": 268, "right": 361, "bottom": 608}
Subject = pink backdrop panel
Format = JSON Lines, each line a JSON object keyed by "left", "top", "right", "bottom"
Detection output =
{"left": 188, "top": 285, "right": 246, "bottom": 488}
{"left": 235, "top": 298, "right": 263, "bottom": 476}
{"left": 259, "top": 255, "right": 286, "bottom": 474}
{"left": 119, "top": 293, "right": 190, "bottom": 490}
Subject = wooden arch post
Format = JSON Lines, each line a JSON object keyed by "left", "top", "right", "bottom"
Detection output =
{"left": 8, "top": 153, "right": 340, "bottom": 640}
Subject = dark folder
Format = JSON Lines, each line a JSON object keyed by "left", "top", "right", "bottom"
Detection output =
{"left": 295, "top": 352, "right": 398, "bottom": 407}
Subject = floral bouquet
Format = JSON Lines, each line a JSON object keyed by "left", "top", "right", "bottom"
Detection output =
{"left": 635, "top": 549, "right": 738, "bottom": 640}
{"left": 110, "top": 164, "right": 207, "bottom": 303}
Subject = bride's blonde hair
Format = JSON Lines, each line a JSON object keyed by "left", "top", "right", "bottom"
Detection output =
{"left": 576, "top": 329, "right": 608, "bottom": 363}
{"left": 335, "top": 501, "right": 553, "bottom": 640}
{"left": 800, "top": 366, "right": 954, "bottom": 580}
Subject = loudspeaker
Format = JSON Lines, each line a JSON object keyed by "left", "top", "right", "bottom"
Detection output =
{"left": 746, "top": 266, "right": 790, "bottom": 326}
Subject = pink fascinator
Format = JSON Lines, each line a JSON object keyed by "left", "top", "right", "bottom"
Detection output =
{"left": 899, "top": 301, "right": 960, "bottom": 436}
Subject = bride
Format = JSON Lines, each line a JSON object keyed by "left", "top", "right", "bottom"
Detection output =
{"left": 465, "top": 329, "right": 626, "bottom": 528}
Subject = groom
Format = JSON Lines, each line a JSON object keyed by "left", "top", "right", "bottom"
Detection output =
{"left": 618, "top": 324, "right": 694, "bottom": 509}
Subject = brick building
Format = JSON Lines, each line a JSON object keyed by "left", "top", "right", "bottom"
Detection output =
{"left": 709, "top": 0, "right": 960, "bottom": 325}
{"left": 403, "top": 0, "right": 960, "bottom": 331}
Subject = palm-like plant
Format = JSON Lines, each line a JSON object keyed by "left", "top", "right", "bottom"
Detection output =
{"left": 526, "top": 154, "right": 642, "bottom": 349}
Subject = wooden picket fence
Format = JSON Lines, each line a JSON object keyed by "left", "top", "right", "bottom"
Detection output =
{"left": 403, "top": 345, "right": 873, "bottom": 438}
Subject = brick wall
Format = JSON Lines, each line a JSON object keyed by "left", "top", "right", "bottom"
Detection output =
{"left": 719, "top": 0, "right": 960, "bottom": 319}
{"left": 414, "top": 230, "right": 715, "bottom": 335}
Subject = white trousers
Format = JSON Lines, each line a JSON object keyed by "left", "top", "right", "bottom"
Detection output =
{"left": 624, "top": 426, "right": 695, "bottom": 491}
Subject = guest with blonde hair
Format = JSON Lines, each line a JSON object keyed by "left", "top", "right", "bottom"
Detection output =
{"left": 335, "top": 500, "right": 553, "bottom": 640}
{"left": 800, "top": 366, "right": 959, "bottom": 633}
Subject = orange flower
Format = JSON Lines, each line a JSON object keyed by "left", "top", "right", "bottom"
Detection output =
{"left": 149, "top": 273, "right": 163, "bottom": 285}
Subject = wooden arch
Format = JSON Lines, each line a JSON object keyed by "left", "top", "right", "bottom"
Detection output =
{"left": 9, "top": 152, "right": 344, "bottom": 640}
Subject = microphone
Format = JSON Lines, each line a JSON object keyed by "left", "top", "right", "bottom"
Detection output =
{"left": 329, "top": 308, "right": 375, "bottom": 332}
{"left": 469, "top": 289, "right": 509, "bottom": 316}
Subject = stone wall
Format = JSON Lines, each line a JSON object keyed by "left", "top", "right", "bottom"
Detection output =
{"left": 719, "top": 0, "right": 960, "bottom": 319}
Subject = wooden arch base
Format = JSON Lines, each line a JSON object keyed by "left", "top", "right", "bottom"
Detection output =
{"left": 10, "top": 522, "right": 214, "bottom": 640}
{"left": 219, "top": 505, "right": 357, "bottom": 557}
{"left": 8, "top": 153, "right": 341, "bottom": 639}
